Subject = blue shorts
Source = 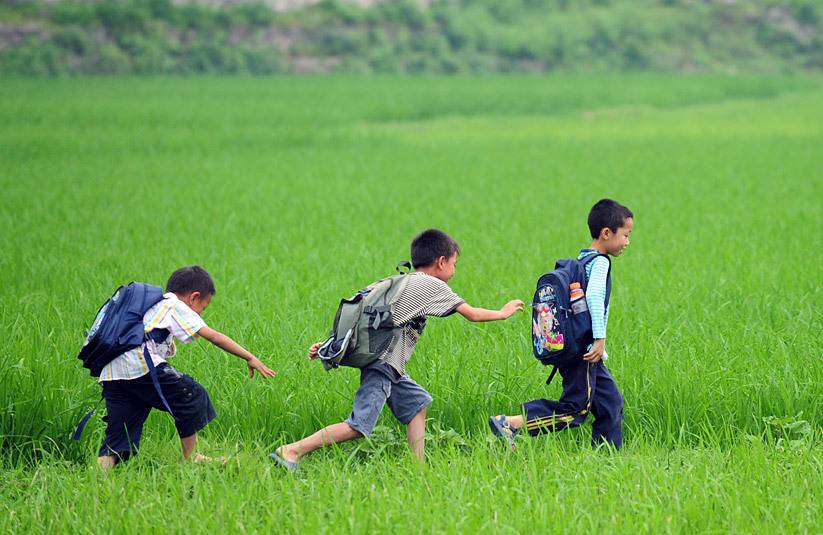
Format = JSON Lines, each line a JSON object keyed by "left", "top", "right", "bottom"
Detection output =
{"left": 345, "top": 361, "right": 432, "bottom": 436}
{"left": 98, "top": 364, "right": 216, "bottom": 460}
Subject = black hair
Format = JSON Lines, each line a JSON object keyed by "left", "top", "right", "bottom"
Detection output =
{"left": 587, "top": 199, "right": 634, "bottom": 239}
{"left": 166, "top": 265, "right": 216, "bottom": 296}
{"left": 410, "top": 229, "right": 461, "bottom": 269}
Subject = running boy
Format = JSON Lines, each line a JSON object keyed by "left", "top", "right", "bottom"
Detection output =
{"left": 97, "top": 265, "right": 276, "bottom": 469}
{"left": 490, "top": 199, "right": 633, "bottom": 449}
{"left": 272, "top": 229, "right": 524, "bottom": 469}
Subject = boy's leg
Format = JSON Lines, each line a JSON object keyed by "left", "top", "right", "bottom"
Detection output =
{"left": 589, "top": 361, "right": 624, "bottom": 449}
{"left": 498, "top": 414, "right": 524, "bottom": 428}
{"left": 405, "top": 407, "right": 427, "bottom": 460}
{"left": 148, "top": 364, "right": 217, "bottom": 460}
{"left": 133, "top": 364, "right": 217, "bottom": 461}
{"left": 279, "top": 422, "right": 363, "bottom": 463}
{"left": 521, "top": 360, "right": 595, "bottom": 436}
{"left": 97, "top": 381, "right": 151, "bottom": 469}
{"left": 181, "top": 433, "right": 197, "bottom": 459}
{"left": 385, "top": 374, "right": 433, "bottom": 460}
{"left": 279, "top": 367, "right": 391, "bottom": 463}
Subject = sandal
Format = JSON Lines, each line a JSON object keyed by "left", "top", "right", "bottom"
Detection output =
{"left": 269, "top": 449, "right": 299, "bottom": 472}
{"left": 488, "top": 415, "right": 518, "bottom": 449}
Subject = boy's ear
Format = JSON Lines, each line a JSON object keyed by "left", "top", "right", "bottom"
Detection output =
{"left": 435, "top": 255, "right": 447, "bottom": 270}
{"left": 599, "top": 227, "right": 612, "bottom": 240}
{"left": 189, "top": 291, "right": 202, "bottom": 302}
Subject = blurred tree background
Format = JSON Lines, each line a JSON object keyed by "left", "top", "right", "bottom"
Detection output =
{"left": 0, "top": 0, "right": 820, "bottom": 76}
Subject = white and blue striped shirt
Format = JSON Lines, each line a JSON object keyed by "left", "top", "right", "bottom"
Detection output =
{"left": 580, "top": 249, "right": 610, "bottom": 358}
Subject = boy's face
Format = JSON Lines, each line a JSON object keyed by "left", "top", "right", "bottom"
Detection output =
{"left": 433, "top": 253, "right": 458, "bottom": 282}
{"left": 601, "top": 217, "right": 633, "bottom": 256}
{"left": 181, "top": 291, "right": 212, "bottom": 315}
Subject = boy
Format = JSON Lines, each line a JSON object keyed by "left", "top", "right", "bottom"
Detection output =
{"left": 490, "top": 199, "right": 633, "bottom": 449}
{"left": 272, "top": 229, "right": 524, "bottom": 469}
{"left": 97, "top": 265, "right": 276, "bottom": 469}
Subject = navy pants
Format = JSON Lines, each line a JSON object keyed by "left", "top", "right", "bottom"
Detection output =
{"left": 98, "top": 364, "right": 216, "bottom": 460}
{"left": 522, "top": 359, "right": 623, "bottom": 449}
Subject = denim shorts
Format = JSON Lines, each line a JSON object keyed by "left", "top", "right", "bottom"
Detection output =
{"left": 98, "top": 364, "right": 216, "bottom": 459}
{"left": 345, "top": 361, "right": 432, "bottom": 436}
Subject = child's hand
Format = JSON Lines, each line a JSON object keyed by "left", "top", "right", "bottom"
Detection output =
{"left": 307, "top": 342, "right": 322, "bottom": 360}
{"left": 583, "top": 339, "right": 605, "bottom": 363}
{"left": 248, "top": 357, "right": 277, "bottom": 379}
{"left": 500, "top": 299, "right": 525, "bottom": 319}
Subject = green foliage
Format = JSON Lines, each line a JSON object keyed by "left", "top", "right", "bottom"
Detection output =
{"left": 232, "top": 2, "right": 276, "bottom": 27}
{"left": 241, "top": 47, "right": 285, "bottom": 75}
{"left": 0, "top": 1, "right": 822, "bottom": 76}
{"left": 51, "top": 27, "right": 91, "bottom": 56}
{"left": 51, "top": 2, "right": 97, "bottom": 26}
{"left": 93, "top": 42, "right": 131, "bottom": 74}
{"left": 117, "top": 34, "right": 175, "bottom": 74}
{"left": 0, "top": 38, "right": 68, "bottom": 76}
{"left": 94, "top": 0, "right": 150, "bottom": 34}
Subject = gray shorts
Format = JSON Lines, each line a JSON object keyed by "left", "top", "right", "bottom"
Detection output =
{"left": 345, "top": 361, "right": 432, "bottom": 436}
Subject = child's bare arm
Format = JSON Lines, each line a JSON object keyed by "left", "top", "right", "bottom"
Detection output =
{"left": 456, "top": 300, "right": 524, "bottom": 322}
{"left": 198, "top": 326, "right": 276, "bottom": 378}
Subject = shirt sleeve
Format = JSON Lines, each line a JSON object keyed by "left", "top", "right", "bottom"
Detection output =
{"left": 585, "top": 256, "right": 610, "bottom": 339}
{"left": 424, "top": 279, "right": 465, "bottom": 317}
{"left": 168, "top": 301, "right": 207, "bottom": 343}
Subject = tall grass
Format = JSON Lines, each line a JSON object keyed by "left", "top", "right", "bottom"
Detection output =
{"left": 0, "top": 75, "right": 821, "bottom": 532}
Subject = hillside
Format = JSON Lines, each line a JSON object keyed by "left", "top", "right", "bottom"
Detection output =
{"left": 1, "top": 0, "right": 821, "bottom": 75}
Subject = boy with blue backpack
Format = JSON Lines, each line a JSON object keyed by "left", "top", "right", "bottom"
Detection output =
{"left": 489, "top": 199, "right": 634, "bottom": 449}
{"left": 77, "top": 266, "right": 276, "bottom": 469}
{"left": 271, "top": 229, "right": 524, "bottom": 469}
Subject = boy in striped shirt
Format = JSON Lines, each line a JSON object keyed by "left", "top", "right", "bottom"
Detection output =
{"left": 97, "top": 266, "right": 276, "bottom": 469}
{"left": 490, "top": 199, "right": 634, "bottom": 449}
{"left": 272, "top": 229, "right": 524, "bottom": 469}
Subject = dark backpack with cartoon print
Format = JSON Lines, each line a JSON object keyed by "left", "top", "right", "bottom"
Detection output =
{"left": 531, "top": 253, "right": 611, "bottom": 383}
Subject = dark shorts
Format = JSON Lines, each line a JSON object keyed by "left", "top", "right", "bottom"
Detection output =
{"left": 98, "top": 363, "right": 216, "bottom": 459}
{"left": 345, "top": 361, "right": 432, "bottom": 436}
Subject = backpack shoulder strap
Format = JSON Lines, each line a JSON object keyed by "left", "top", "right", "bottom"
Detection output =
{"left": 142, "top": 343, "right": 176, "bottom": 418}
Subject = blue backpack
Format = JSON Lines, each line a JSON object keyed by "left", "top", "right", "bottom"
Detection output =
{"left": 531, "top": 253, "right": 611, "bottom": 385}
{"left": 73, "top": 282, "right": 173, "bottom": 440}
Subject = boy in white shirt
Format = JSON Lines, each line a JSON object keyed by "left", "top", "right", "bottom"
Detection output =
{"left": 97, "top": 265, "right": 275, "bottom": 469}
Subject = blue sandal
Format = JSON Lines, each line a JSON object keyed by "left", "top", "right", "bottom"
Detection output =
{"left": 269, "top": 450, "right": 299, "bottom": 472}
{"left": 488, "top": 415, "right": 518, "bottom": 449}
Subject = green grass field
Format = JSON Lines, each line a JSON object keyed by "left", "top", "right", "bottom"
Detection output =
{"left": 1, "top": 75, "right": 821, "bottom": 533}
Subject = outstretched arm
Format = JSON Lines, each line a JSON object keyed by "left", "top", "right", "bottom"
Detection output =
{"left": 198, "top": 326, "right": 277, "bottom": 378}
{"left": 456, "top": 300, "right": 524, "bottom": 322}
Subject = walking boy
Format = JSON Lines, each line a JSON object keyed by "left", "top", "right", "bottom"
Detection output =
{"left": 490, "top": 199, "right": 633, "bottom": 449}
{"left": 97, "top": 265, "right": 276, "bottom": 469}
{"left": 272, "top": 229, "right": 524, "bottom": 468}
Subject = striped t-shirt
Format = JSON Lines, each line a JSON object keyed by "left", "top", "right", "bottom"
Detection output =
{"left": 378, "top": 272, "right": 465, "bottom": 376}
{"left": 98, "top": 293, "right": 206, "bottom": 382}
{"left": 580, "top": 249, "right": 611, "bottom": 359}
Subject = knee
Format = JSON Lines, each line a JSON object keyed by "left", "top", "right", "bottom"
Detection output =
{"left": 343, "top": 422, "right": 364, "bottom": 439}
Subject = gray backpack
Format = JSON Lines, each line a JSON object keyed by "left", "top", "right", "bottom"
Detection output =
{"left": 317, "top": 263, "right": 413, "bottom": 370}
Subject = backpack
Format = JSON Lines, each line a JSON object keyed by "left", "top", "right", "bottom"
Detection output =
{"left": 317, "top": 263, "right": 413, "bottom": 371}
{"left": 73, "top": 282, "right": 173, "bottom": 440}
{"left": 531, "top": 253, "right": 611, "bottom": 384}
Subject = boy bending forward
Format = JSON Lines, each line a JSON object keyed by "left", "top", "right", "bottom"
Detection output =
{"left": 97, "top": 266, "right": 276, "bottom": 469}
{"left": 273, "top": 229, "right": 523, "bottom": 468}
